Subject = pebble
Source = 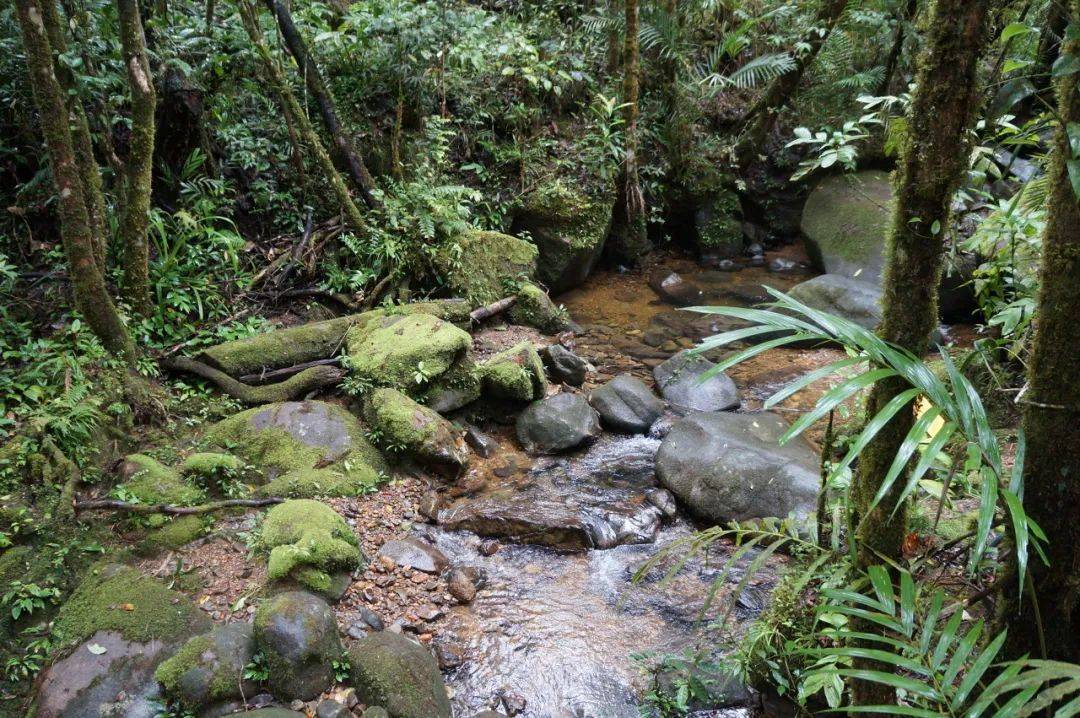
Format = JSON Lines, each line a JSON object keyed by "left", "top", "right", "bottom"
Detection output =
{"left": 360, "top": 607, "right": 385, "bottom": 630}
{"left": 479, "top": 539, "right": 501, "bottom": 556}
{"left": 435, "top": 642, "right": 465, "bottom": 669}
{"left": 447, "top": 567, "right": 478, "bottom": 603}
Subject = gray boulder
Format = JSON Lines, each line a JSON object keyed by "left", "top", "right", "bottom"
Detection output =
{"left": 377, "top": 538, "right": 449, "bottom": 574}
{"left": 541, "top": 344, "right": 587, "bottom": 386}
{"left": 349, "top": 632, "right": 452, "bottom": 718}
{"left": 589, "top": 374, "right": 663, "bottom": 433}
{"left": 253, "top": 591, "right": 342, "bottom": 701}
{"left": 516, "top": 393, "right": 601, "bottom": 454}
{"left": 787, "top": 273, "right": 883, "bottom": 332}
{"left": 655, "top": 412, "right": 819, "bottom": 523}
{"left": 801, "top": 170, "right": 891, "bottom": 283}
{"left": 653, "top": 350, "right": 739, "bottom": 413}
{"left": 155, "top": 622, "right": 257, "bottom": 712}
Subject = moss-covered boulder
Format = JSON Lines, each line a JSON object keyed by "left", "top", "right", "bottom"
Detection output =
{"left": 418, "top": 354, "right": 482, "bottom": 414}
{"left": 155, "top": 622, "right": 257, "bottom": 711}
{"left": 511, "top": 180, "right": 613, "bottom": 294}
{"left": 253, "top": 590, "right": 342, "bottom": 701}
{"left": 345, "top": 313, "right": 473, "bottom": 395}
{"left": 479, "top": 342, "right": 548, "bottom": 401}
{"left": 694, "top": 187, "right": 743, "bottom": 259}
{"left": 256, "top": 467, "right": 380, "bottom": 499}
{"left": 138, "top": 515, "right": 208, "bottom": 555}
{"left": 116, "top": 454, "right": 204, "bottom": 506}
{"left": 257, "top": 500, "right": 361, "bottom": 599}
{"left": 801, "top": 170, "right": 892, "bottom": 283}
{"left": 508, "top": 281, "right": 570, "bottom": 333}
{"left": 349, "top": 631, "right": 452, "bottom": 718}
{"left": 438, "top": 229, "right": 538, "bottom": 305}
{"left": 364, "top": 388, "right": 468, "bottom": 471}
{"left": 206, "top": 401, "right": 386, "bottom": 495}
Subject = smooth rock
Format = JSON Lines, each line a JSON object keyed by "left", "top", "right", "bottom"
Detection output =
{"left": 787, "top": 273, "right": 883, "bottom": 332}
{"left": 350, "top": 632, "right": 452, "bottom": 718}
{"left": 589, "top": 374, "right": 663, "bottom": 433}
{"left": 647, "top": 269, "right": 704, "bottom": 306}
{"left": 653, "top": 350, "right": 739, "bottom": 413}
{"left": 516, "top": 393, "right": 601, "bottom": 454}
{"left": 316, "top": 699, "right": 351, "bottom": 718}
{"left": 540, "top": 344, "right": 587, "bottom": 386}
{"left": 253, "top": 591, "right": 342, "bottom": 701}
{"left": 377, "top": 538, "right": 449, "bottom": 574}
{"left": 464, "top": 425, "right": 498, "bottom": 458}
{"left": 155, "top": 622, "right": 257, "bottom": 711}
{"left": 801, "top": 170, "right": 891, "bottom": 283}
{"left": 645, "top": 487, "right": 678, "bottom": 519}
{"left": 446, "top": 567, "right": 478, "bottom": 603}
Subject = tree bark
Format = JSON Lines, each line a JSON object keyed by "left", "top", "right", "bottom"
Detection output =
{"left": 876, "top": 0, "right": 917, "bottom": 96}
{"left": 117, "top": 0, "right": 157, "bottom": 317}
{"left": 15, "top": 0, "right": 134, "bottom": 358}
{"left": 262, "top": 0, "right": 377, "bottom": 207}
{"left": 999, "top": 0, "right": 1080, "bottom": 663}
{"left": 849, "top": 0, "right": 992, "bottom": 710}
{"left": 1034, "top": 0, "right": 1069, "bottom": 96}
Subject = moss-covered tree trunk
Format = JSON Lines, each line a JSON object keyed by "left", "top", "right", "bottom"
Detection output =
{"left": 605, "top": 0, "right": 649, "bottom": 265}
{"left": 876, "top": 0, "right": 917, "bottom": 95}
{"left": 117, "top": 0, "right": 156, "bottom": 317}
{"left": 999, "top": 0, "right": 1080, "bottom": 663}
{"left": 1034, "top": 0, "right": 1069, "bottom": 97}
{"left": 239, "top": 0, "right": 367, "bottom": 237}
{"left": 15, "top": 0, "right": 134, "bottom": 358}
{"left": 850, "top": 0, "right": 992, "bottom": 710}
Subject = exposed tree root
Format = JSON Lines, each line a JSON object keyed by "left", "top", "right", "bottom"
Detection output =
{"left": 75, "top": 497, "right": 283, "bottom": 515}
{"left": 162, "top": 356, "right": 342, "bottom": 404}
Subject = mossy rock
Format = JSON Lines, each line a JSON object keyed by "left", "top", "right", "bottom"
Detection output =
{"left": 694, "top": 187, "right": 743, "bottom": 259}
{"left": 345, "top": 313, "right": 473, "bottom": 394}
{"left": 349, "top": 631, "right": 452, "bottom": 718}
{"left": 364, "top": 388, "right": 468, "bottom": 470}
{"left": 257, "top": 500, "right": 361, "bottom": 598}
{"left": 154, "top": 622, "right": 257, "bottom": 710}
{"left": 180, "top": 452, "right": 243, "bottom": 479}
{"left": 53, "top": 564, "right": 210, "bottom": 647}
{"left": 479, "top": 342, "right": 548, "bottom": 401}
{"left": 205, "top": 401, "right": 386, "bottom": 492}
{"left": 257, "top": 467, "right": 382, "bottom": 499}
{"left": 253, "top": 590, "right": 342, "bottom": 701}
{"left": 511, "top": 180, "right": 613, "bottom": 294}
{"left": 116, "top": 454, "right": 204, "bottom": 506}
{"left": 437, "top": 229, "right": 538, "bottom": 305}
{"left": 418, "top": 354, "right": 482, "bottom": 414}
{"left": 800, "top": 170, "right": 892, "bottom": 283}
{"left": 138, "top": 515, "right": 208, "bottom": 555}
{"left": 508, "top": 281, "right": 570, "bottom": 334}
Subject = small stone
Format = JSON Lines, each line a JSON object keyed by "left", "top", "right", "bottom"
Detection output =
{"left": 746, "top": 242, "right": 764, "bottom": 256}
{"left": 716, "top": 258, "right": 739, "bottom": 271}
{"left": 767, "top": 257, "right": 801, "bottom": 273}
{"left": 479, "top": 539, "right": 501, "bottom": 556}
{"left": 415, "top": 604, "right": 443, "bottom": 621}
{"left": 419, "top": 492, "right": 441, "bottom": 521}
{"left": 645, "top": 487, "right": 678, "bottom": 519}
{"left": 347, "top": 622, "right": 369, "bottom": 639}
{"left": 464, "top": 425, "right": 498, "bottom": 458}
{"left": 435, "top": 642, "right": 465, "bottom": 669}
{"left": 447, "top": 568, "right": 478, "bottom": 603}
{"left": 540, "top": 344, "right": 588, "bottom": 387}
{"left": 316, "top": 699, "right": 350, "bottom": 718}
{"left": 500, "top": 689, "right": 527, "bottom": 715}
{"left": 377, "top": 538, "right": 449, "bottom": 574}
{"left": 360, "top": 608, "right": 385, "bottom": 631}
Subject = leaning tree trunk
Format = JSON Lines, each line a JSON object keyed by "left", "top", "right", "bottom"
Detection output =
{"left": 263, "top": 0, "right": 377, "bottom": 207}
{"left": 850, "top": 0, "right": 992, "bottom": 710}
{"left": 999, "top": 0, "right": 1080, "bottom": 664}
{"left": 876, "top": 0, "right": 917, "bottom": 96}
{"left": 15, "top": 0, "right": 134, "bottom": 358}
{"left": 117, "top": 0, "right": 156, "bottom": 317}
{"left": 605, "top": 0, "right": 649, "bottom": 265}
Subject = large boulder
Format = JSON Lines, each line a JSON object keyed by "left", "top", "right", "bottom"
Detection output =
{"left": 655, "top": 412, "right": 819, "bottom": 523}
{"left": 437, "top": 229, "right": 538, "bottom": 305}
{"left": 206, "top": 401, "right": 386, "bottom": 498}
{"left": 787, "top": 273, "right": 883, "bottom": 332}
{"left": 479, "top": 342, "right": 549, "bottom": 402}
{"left": 253, "top": 591, "right": 343, "bottom": 701}
{"left": 589, "top": 374, "right": 663, "bottom": 433}
{"left": 540, "top": 344, "right": 587, "bottom": 386}
{"left": 364, "top": 388, "right": 468, "bottom": 471}
{"left": 349, "top": 631, "right": 452, "bottom": 718}
{"left": 346, "top": 313, "right": 473, "bottom": 393}
{"left": 258, "top": 500, "right": 362, "bottom": 600}
{"left": 801, "top": 170, "right": 891, "bottom": 283}
{"left": 508, "top": 281, "right": 571, "bottom": 333}
{"left": 155, "top": 622, "right": 258, "bottom": 712}
{"left": 653, "top": 350, "right": 739, "bottom": 413}
{"left": 511, "top": 181, "right": 613, "bottom": 294}
{"left": 516, "top": 393, "right": 601, "bottom": 454}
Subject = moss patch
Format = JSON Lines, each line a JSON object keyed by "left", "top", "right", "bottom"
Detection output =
{"left": 257, "top": 500, "right": 361, "bottom": 595}
{"left": 138, "top": 515, "right": 208, "bottom": 555}
{"left": 345, "top": 313, "right": 472, "bottom": 394}
{"left": 117, "top": 454, "right": 204, "bottom": 506}
{"left": 509, "top": 281, "right": 570, "bottom": 333}
{"left": 479, "top": 342, "right": 548, "bottom": 401}
{"left": 364, "top": 388, "right": 466, "bottom": 468}
{"left": 256, "top": 467, "right": 381, "bottom": 498}
{"left": 154, "top": 623, "right": 255, "bottom": 709}
{"left": 437, "top": 230, "right": 537, "bottom": 305}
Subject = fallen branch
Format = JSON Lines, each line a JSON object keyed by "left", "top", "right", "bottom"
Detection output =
{"left": 238, "top": 357, "right": 341, "bottom": 384}
{"left": 162, "top": 355, "right": 342, "bottom": 404}
{"left": 75, "top": 497, "right": 283, "bottom": 515}
{"left": 470, "top": 295, "right": 517, "bottom": 323}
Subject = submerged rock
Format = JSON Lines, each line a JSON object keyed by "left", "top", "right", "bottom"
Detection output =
{"left": 480, "top": 342, "right": 549, "bottom": 402}
{"left": 647, "top": 269, "right": 704, "bottom": 306}
{"left": 589, "top": 374, "right": 663, "bottom": 433}
{"left": 437, "top": 229, "right": 538, "bottom": 305}
{"left": 516, "top": 393, "right": 601, "bottom": 454}
{"left": 155, "top": 622, "right": 257, "bottom": 712}
{"left": 653, "top": 350, "right": 739, "bottom": 413}
{"left": 253, "top": 591, "right": 342, "bottom": 701}
{"left": 258, "top": 500, "right": 362, "bottom": 599}
{"left": 364, "top": 388, "right": 468, "bottom": 471}
{"left": 436, "top": 495, "right": 594, "bottom": 551}
{"left": 655, "top": 411, "right": 819, "bottom": 523}
{"left": 540, "top": 344, "right": 587, "bottom": 386}
{"left": 349, "top": 632, "right": 452, "bottom": 718}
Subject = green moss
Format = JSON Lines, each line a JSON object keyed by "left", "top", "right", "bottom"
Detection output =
{"left": 364, "top": 388, "right": 465, "bottom": 467}
{"left": 257, "top": 500, "right": 361, "bottom": 595}
{"left": 53, "top": 564, "right": 209, "bottom": 646}
{"left": 800, "top": 170, "right": 892, "bottom": 277}
{"left": 437, "top": 230, "right": 537, "bottom": 305}
{"left": 118, "top": 454, "right": 204, "bottom": 506}
{"left": 418, "top": 354, "right": 482, "bottom": 412}
{"left": 256, "top": 467, "right": 381, "bottom": 498}
{"left": 139, "top": 515, "right": 208, "bottom": 554}
{"left": 155, "top": 633, "right": 215, "bottom": 700}
{"left": 697, "top": 188, "right": 743, "bottom": 255}
{"left": 345, "top": 313, "right": 472, "bottom": 394}
{"left": 479, "top": 342, "right": 548, "bottom": 401}
{"left": 509, "top": 282, "right": 570, "bottom": 333}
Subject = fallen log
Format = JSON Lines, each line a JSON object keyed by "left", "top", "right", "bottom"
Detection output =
{"left": 162, "top": 356, "right": 342, "bottom": 404}
{"left": 470, "top": 295, "right": 517, "bottom": 323}
{"left": 238, "top": 357, "right": 341, "bottom": 384}
{"left": 75, "top": 497, "right": 283, "bottom": 515}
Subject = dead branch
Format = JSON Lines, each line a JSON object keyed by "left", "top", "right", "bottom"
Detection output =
{"left": 238, "top": 357, "right": 341, "bottom": 384}
{"left": 470, "top": 295, "right": 518, "bottom": 323}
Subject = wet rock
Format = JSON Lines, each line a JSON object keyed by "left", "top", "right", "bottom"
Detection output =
{"left": 656, "top": 412, "right": 819, "bottom": 523}
{"left": 647, "top": 269, "right": 704, "bottom": 306}
{"left": 540, "top": 344, "right": 587, "bottom": 386}
{"left": 746, "top": 242, "right": 764, "bottom": 257}
{"left": 377, "top": 538, "right": 449, "bottom": 574}
{"left": 516, "top": 393, "right": 601, "bottom": 454}
{"left": 155, "top": 622, "right": 257, "bottom": 712}
{"left": 589, "top": 374, "right": 663, "bottom": 434}
{"left": 767, "top": 257, "right": 802, "bottom": 274}
{"left": 253, "top": 591, "right": 343, "bottom": 701}
{"left": 480, "top": 342, "right": 549, "bottom": 401}
{"left": 499, "top": 689, "right": 528, "bottom": 715}
{"left": 645, "top": 487, "right": 678, "bottom": 519}
{"left": 438, "top": 496, "right": 593, "bottom": 551}
{"left": 788, "top": 273, "right": 883, "bottom": 332}
{"left": 447, "top": 567, "right": 478, "bottom": 603}
{"left": 258, "top": 500, "right": 362, "bottom": 600}
{"left": 364, "top": 388, "right": 468, "bottom": 471}
{"left": 316, "top": 699, "right": 351, "bottom": 718}
{"left": 349, "top": 632, "right": 452, "bottom": 718}
{"left": 748, "top": 254, "right": 766, "bottom": 267}
{"left": 434, "top": 641, "right": 466, "bottom": 669}
{"left": 464, "top": 425, "right": 498, "bottom": 458}
{"left": 479, "top": 539, "right": 501, "bottom": 556}
{"left": 653, "top": 350, "right": 739, "bottom": 413}
{"left": 714, "top": 258, "right": 739, "bottom": 271}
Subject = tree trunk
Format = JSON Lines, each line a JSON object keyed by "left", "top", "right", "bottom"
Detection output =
{"left": 999, "top": 0, "right": 1080, "bottom": 664}
{"left": 850, "top": 0, "right": 992, "bottom": 710}
{"left": 1034, "top": 0, "right": 1069, "bottom": 97}
{"left": 605, "top": 0, "right": 649, "bottom": 265}
{"left": 116, "top": 0, "right": 156, "bottom": 317}
{"left": 262, "top": 0, "right": 378, "bottom": 207}
{"left": 15, "top": 0, "right": 134, "bottom": 358}
{"left": 239, "top": 0, "right": 367, "bottom": 236}
{"left": 876, "top": 0, "right": 917, "bottom": 96}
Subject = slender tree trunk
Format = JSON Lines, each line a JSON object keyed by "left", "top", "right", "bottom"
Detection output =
{"left": 391, "top": 90, "right": 404, "bottom": 181}
{"left": 1034, "top": 0, "right": 1069, "bottom": 97}
{"left": 736, "top": 0, "right": 847, "bottom": 167}
{"left": 15, "top": 0, "right": 134, "bottom": 358}
{"left": 876, "top": 0, "right": 917, "bottom": 96}
{"left": 606, "top": 0, "right": 649, "bottom": 265}
{"left": 116, "top": 0, "right": 156, "bottom": 317}
{"left": 262, "top": 0, "right": 377, "bottom": 207}
{"left": 999, "top": 0, "right": 1080, "bottom": 664}
{"left": 849, "top": 0, "right": 992, "bottom": 710}
{"left": 606, "top": 0, "right": 621, "bottom": 74}
{"left": 239, "top": 0, "right": 367, "bottom": 236}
